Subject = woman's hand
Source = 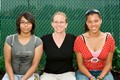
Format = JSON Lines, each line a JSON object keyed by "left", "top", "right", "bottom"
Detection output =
{"left": 89, "top": 76, "right": 96, "bottom": 80}
{"left": 21, "top": 76, "right": 27, "bottom": 80}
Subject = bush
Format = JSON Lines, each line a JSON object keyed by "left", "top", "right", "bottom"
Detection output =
{"left": 112, "top": 46, "right": 120, "bottom": 72}
{"left": 112, "top": 46, "right": 120, "bottom": 80}
{"left": 0, "top": 56, "right": 5, "bottom": 72}
{"left": 0, "top": 56, "right": 5, "bottom": 79}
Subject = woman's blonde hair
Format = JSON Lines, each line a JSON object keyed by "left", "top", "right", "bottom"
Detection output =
{"left": 51, "top": 12, "right": 68, "bottom": 23}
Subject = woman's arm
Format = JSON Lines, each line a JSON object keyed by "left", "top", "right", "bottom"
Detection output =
{"left": 21, "top": 44, "right": 43, "bottom": 80}
{"left": 99, "top": 35, "right": 115, "bottom": 79}
{"left": 99, "top": 52, "right": 114, "bottom": 78}
{"left": 76, "top": 52, "right": 95, "bottom": 80}
{"left": 4, "top": 42, "right": 15, "bottom": 80}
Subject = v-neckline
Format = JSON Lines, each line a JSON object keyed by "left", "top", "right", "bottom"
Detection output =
{"left": 81, "top": 36, "right": 107, "bottom": 58}
{"left": 17, "top": 34, "right": 33, "bottom": 46}
{"left": 81, "top": 34, "right": 108, "bottom": 58}
{"left": 51, "top": 34, "right": 67, "bottom": 49}
{"left": 85, "top": 40, "right": 106, "bottom": 58}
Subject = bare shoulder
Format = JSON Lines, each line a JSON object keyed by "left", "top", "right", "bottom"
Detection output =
{"left": 82, "top": 32, "right": 89, "bottom": 38}
{"left": 101, "top": 32, "right": 108, "bottom": 37}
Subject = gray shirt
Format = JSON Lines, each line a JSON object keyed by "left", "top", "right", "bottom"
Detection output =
{"left": 5, "top": 34, "right": 43, "bottom": 75}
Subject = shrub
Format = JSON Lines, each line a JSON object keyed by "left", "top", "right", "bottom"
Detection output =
{"left": 0, "top": 56, "right": 5, "bottom": 79}
{"left": 112, "top": 46, "right": 120, "bottom": 72}
{"left": 0, "top": 56, "right": 5, "bottom": 73}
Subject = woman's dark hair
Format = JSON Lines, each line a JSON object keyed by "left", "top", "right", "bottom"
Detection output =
{"left": 84, "top": 9, "right": 102, "bottom": 32}
{"left": 16, "top": 12, "right": 35, "bottom": 34}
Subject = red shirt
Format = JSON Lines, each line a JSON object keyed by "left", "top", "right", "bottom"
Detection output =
{"left": 74, "top": 34, "right": 115, "bottom": 70}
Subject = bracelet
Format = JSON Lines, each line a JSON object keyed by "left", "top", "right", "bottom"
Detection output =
{"left": 97, "top": 76, "right": 103, "bottom": 80}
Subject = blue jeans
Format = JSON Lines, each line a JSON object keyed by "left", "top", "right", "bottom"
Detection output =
{"left": 76, "top": 70, "right": 114, "bottom": 80}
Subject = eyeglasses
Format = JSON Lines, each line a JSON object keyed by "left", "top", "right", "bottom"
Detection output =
{"left": 85, "top": 9, "right": 100, "bottom": 15}
{"left": 20, "top": 21, "right": 32, "bottom": 25}
{"left": 53, "top": 21, "right": 66, "bottom": 24}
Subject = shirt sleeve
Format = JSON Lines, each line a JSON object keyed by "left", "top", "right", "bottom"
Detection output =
{"left": 74, "top": 36, "right": 83, "bottom": 53}
{"left": 5, "top": 35, "right": 13, "bottom": 46}
{"left": 108, "top": 35, "right": 115, "bottom": 52}
{"left": 35, "top": 36, "right": 43, "bottom": 48}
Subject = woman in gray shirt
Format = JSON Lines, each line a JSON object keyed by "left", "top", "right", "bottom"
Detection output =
{"left": 2, "top": 12, "right": 43, "bottom": 80}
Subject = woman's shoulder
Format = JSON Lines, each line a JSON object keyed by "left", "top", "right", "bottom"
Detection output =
{"left": 41, "top": 34, "right": 51, "bottom": 38}
{"left": 6, "top": 33, "right": 17, "bottom": 40}
{"left": 101, "top": 32, "right": 114, "bottom": 39}
{"left": 75, "top": 35, "right": 84, "bottom": 41}
{"left": 41, "top": 34, "right": 52, "bottom": 41}
{"left": 34, "top": 35, "right": 42, "bottom": 41}
{"left": 76, "top": 33, "right": 85, "bottom": 38}
{"left": 5, "top": 33, "right": 18, "bottom": 46}
{"left": 66, "top": 33, "right": 76, "bottom": 38}
{"left": 81, "top": 32, "right": 90, "bottom": 38}
{"left": 105, "top": 33, "right": 115, "bottom": 42}
{"left": 33, "top": 35, "right": 43, "bottom": 46}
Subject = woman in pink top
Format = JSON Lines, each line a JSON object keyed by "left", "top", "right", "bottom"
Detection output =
{"left": 74, "top": 9, "right": 115, "bottom": 80}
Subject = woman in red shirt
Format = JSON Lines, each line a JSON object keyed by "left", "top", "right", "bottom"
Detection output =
{"left": 74, "top": 9, "right": 115, "bottom": 80}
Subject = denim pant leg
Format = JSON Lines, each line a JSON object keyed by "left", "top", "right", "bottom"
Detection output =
{"left": 2, "top": 73, "right": 22, "bottom": 80}
{"left": 103, "top": 72, "right": 114, "bottom": 80}
{"left": 76, "top": 70, "right": 89, "bottom": 80}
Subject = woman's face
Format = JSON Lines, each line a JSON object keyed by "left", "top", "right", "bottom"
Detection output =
{"left": 86, "top": 14, "right": 102, "bottom": 33}
{"left": 20, "top": 16, "right": 32, "bottom": 34}
{"left": 52, "top": 14, "right": 68, "bottom": 33}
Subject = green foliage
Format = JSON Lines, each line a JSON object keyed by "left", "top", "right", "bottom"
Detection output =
{"left": 112, "top": 46, "right": 120, "bottom": 72}
{"left": 38, "top": 53, "right": 46, "bottom": 75}
{"left": 0, "top": 56, "right": 5, "bottom": 73}
{"left": 73, "top": 53, "right": 78, "bottom": 71}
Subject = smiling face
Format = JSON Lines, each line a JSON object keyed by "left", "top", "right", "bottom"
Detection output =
{"left": 52, "top": 13, "right": 68, "bottom": 33}
{"left": 86, "top": 13, "right": 102, "bottom": 34}
{"left": 20, "top": 16, "right": 33, "bottom": 34}
{"left": 16, "top": 12, "right": 35, "bottom": 34}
